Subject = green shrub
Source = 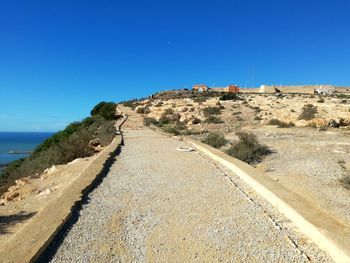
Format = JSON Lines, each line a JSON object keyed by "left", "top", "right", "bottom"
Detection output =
{"left": 254, "top": 116, "right": 262, "bottom": 121}
{"left": 226, "top": 132, "right": 270, "bottom": 164}
{"left": 158, "top": 116, "right": 171, "bottom": 126}
{"left": 91, "top": 102, "right": 118, "bottom": 120}
{"left": 0, "top": 102, "right": 117, "bottom": 195}
{"left": 194, "top": 96, "right": 208, "bottom": 103}
{"left": 202, "top": 132, "right": 227, "bottom": 148}
{"left": 202, "top": 106, "right": 221, "bottom": 117}
{"left": 174, "top": 121, "right": 186, "bottom": 130}
{"left": 192, "top": 118, "right": 201, "bottom": 124}
{"left": 317, "top": 98, "right": 325, "bottom": 103}
{"left": 299, "top": 104, "right": 317, "bottom": 120}
{"left": 219, "top": 93, "right": 240, "bottom": 101}
{"left": 143, "top": 117, "right": 158, "bottom": 126}
{"left": 156, "top": 109, "right": 179, "bottom": 127}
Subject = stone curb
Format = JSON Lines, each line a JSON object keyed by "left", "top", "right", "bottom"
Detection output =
{"left": 188, "top": 139, "right": 350, "bottom": 263}
{"left": 0, "top": 116, "right": 128, "bottom": 263}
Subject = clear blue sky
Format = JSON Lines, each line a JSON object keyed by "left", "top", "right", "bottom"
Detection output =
{"left": 1, "top": 0, "right": 349, "bottom": 131}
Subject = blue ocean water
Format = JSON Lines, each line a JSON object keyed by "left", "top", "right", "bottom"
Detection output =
{"left": 0, "top": 132, "right": 54, "bottom": 166}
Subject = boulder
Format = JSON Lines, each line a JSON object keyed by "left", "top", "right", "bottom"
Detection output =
{"left": 43, "top": 165, "right": 57, "bottom": 175}
{"left": 89, "top": 138, "right": 101, "bottom": 147}
{"left": 329, "top": 119, "right": 340, "bottom": 128}
{"left": 15, "top": 177, "right": 30, "bottom": 186}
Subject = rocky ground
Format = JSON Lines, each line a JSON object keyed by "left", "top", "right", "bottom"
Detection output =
{"left": 0, "top": 157, "right": 94, "bottom": 245}
{"left": 128, "top": 91, "right": 350, "bottom": 226}
{"left": 48, "top": 115, "right": 332, "bottom": 262}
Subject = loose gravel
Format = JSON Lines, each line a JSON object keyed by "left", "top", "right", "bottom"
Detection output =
{"left": 49, "top": 128, "right": 332, "bottom": 262}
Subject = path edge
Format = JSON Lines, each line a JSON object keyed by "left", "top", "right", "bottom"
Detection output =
{"left": 188, "top": 139, "right": 350, "bottom": 263}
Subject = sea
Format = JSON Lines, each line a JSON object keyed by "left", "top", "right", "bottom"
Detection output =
{"left": 0, "top": 132, "right": 54, "bottom": 169}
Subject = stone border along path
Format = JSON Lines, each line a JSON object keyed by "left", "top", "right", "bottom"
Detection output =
{"left": 188, "top": 139, "right": 350, "bottom": 263}
{"left": 42, "top": 108, "right": 335, "bottom": 262}
{"left": 0, "top": 115, "right": 128, "bottom": 263}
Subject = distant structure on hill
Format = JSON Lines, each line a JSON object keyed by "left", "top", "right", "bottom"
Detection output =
{"left": 192, "top": 83, "right": 350, "bottom": 94}
{"left": 192, "top": 84, "right": 209, "bottom": 92}
{"left": 192, "top": 84, "right": 240, "bottom": 93}
{"left": 259, "top": 85, "right": 337, "bottom": 94}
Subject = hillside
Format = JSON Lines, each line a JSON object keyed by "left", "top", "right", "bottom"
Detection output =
{"left": 124, "top": 90, "right": 350, "bottom": 226}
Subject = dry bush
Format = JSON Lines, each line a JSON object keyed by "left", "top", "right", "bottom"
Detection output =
{"left": 202, "top": 132, "right": 227, "bottom": 148}
{"left": 163, "top": 108, "right": 174, "bottom": 115}
{"left": 98, "top": 120, "right": 116, "bottom": 146}
{"left": 299, "top": 104, "right": 317, "bottom": 120}
{"left": 173, "top": 121, "right": 186, "bottom": 130}
{"left": 161, "top": 126, "right": 180, "bottom": 135}
{"left": 268, "top": 119, "right": 295, "bottom": 128}
{"left": 192, "top": 118, "right": 201, "bottom": 124}
{"left": 122, "top": 100, "right": 140, "bottom": 110}
{"left": 202, "top": 106, "right": 221, "bottom": 117}
{"left": 143, "top": 117, "right": 158, "bottom": 126}
{"left": 155, "top": 101, "right": 163, "bottom": 107}
{"left": 226, "top": 132, "right": 271, "bottom": 164}
{"left": 204, "top": 116, "right": 223, "bottom": 124}
{"left": 194, "top": 96, "right": 208, "bottom": 103}
{"left": 340, "top": 176, "right": 350, "bottom": 190}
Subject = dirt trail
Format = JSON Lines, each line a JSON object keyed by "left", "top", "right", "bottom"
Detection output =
{"left": 48, "top": 108, "right": 332, "bottom": 262}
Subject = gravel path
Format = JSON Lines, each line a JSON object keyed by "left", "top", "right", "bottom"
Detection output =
{"left": 48, "top": 127, "right": 332, "bottom": 262}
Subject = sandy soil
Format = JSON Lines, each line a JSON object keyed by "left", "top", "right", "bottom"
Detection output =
{"left": 0, "top": 156, "right": 95, "bottom": 245}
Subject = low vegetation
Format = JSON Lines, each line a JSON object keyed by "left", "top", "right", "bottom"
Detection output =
{"left": 143, "top": 117, "right": 158, "bottom": 126}
{"left": 122, "top": 99, "right": 141, "bottom": 110}
{"left": 194, "top": 96, "right": 208, "bottom": 103}
{"left": 161, "top": 126, "right": 180, "bottom": 135}
{"left": 226, "top": 132, "right": 271, "bottom": 164}
{"left": 202, "top": 106, "right": 221, "bottom": 117}
{"left": 203, "top": 115, "right": 223, "bottom": 124}
{"left": 91, "top": 101, "right": 120, "bottom": 120}
{"left": 219, "top": 93, "right": 241, "bottom": 101}
{"left": 202, "top": 132, "right": 227, "bottom": 148}
{"left": 340, "top": 176, "right": 350, "bottom": 190}
{"left": 0, "top": 102, "right": 119, "bottom": 196}
{"left": 299, "top": 104, "right": 317, "bottom": 120}
{"left": 268, "top": 119, "right": 295, "bottom": 128}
